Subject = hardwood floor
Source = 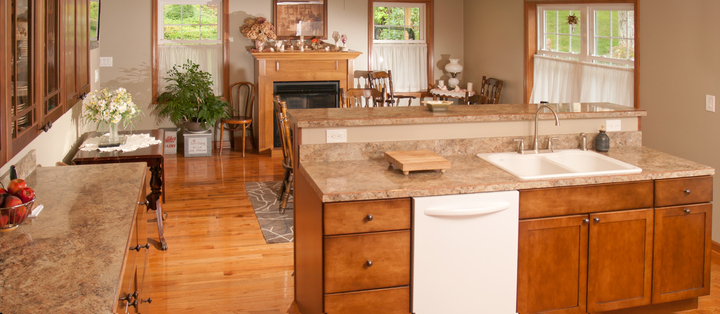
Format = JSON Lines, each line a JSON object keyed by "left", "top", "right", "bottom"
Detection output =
{"left": 143, "top": 149, "right": 720, "bottom": 314}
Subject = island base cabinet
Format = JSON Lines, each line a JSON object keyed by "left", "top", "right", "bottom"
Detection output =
{"left": 652, "top": 204, "right": 712, "bottom": 304}
{"left": 517, "top": 215, "right": 588, "bottom": 314}
{"left": 324, "top": 287, "right": 410, "bottom": 314}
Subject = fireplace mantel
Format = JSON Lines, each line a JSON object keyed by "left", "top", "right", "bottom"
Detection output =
{"left": 252, "top": 50, "right": 362, "bottom": 156}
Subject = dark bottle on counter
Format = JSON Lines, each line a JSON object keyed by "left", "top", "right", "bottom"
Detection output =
{"left": 595, "top": 126, "right": 610, "bottom": 152}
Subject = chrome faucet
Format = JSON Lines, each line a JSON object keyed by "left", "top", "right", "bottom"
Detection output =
{"left": 533, "top": 104, "right": 561, "bottom": 153}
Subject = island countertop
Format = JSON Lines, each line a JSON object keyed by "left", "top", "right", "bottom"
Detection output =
{"left": 0, "top": 162, "right": 147, "bottom": 313}
{"left": 299, "top": 146, "right": 713, "bottom": 203}
{"left": 288, "top": 102, "right": 646, "bottom": 128}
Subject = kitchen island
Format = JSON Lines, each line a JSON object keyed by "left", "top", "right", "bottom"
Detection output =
{"left": 0, "top": 162, "right": 148, "bottom": 313}
{"left": 289, "top": 103, "right": 714, "bottom": 314}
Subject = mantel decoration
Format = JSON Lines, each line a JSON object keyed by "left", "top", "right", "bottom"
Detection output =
{"left": 82, "top": 88, "right": 141, "bottom": 147}
{"left": 567, "top": 14, "right": 579, "bottom": 32}
{"left": 241, "top": 17, "right": 277, "bottom": 52}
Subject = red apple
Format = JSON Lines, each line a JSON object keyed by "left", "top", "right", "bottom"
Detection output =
{"left": 0, "top": 213, "right": 8, "bottom": 227}
{"left": 3, "top": 195, "right": 22, "bottom": 208}
{"left": 7, "top": 179, "right": 27, "bottom": 195}
{"left": 16, "top": 187, "right": 35, "bottom": 203}
{"left": 8, "top": 206, "right": 27, "bottom": 224}
{"left": 0, "top": 187, "right": 7, "bottom": 195}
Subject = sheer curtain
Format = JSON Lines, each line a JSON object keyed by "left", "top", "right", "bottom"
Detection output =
{"left": 158, "top": 44, "right": 223, "bottom": 95}
{"left": 372, "top": 43, "right": 428, "bottom": 92}
{"left": 530, "top": 55, "right": 634, "bottom": 107}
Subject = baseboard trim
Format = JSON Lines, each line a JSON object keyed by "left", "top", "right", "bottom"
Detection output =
{"left": 712, "top": 240, "right": 720, "bottom": 254}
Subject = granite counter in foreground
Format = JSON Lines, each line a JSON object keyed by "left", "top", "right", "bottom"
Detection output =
{"left": 0, "top": 163, "right": 147, "bottom": 314}
{"left": 299, "top": 147, "right": 714, "bottom": 202}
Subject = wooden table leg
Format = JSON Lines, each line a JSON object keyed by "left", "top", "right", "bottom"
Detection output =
{"left": 155, "top": 199, "right": 167, "bottom": 251}
{"left": 148, "top": 165, "right": 168, "bottom": 250}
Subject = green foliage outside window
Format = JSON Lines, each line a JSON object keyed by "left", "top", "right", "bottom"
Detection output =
{"left": 90, "top": 0, "right": 99, "bottom": 41}
{"left": 163, "top": 4, "right": 219, "bottom": 41}
{"left": 373, "top": 6, "right": 421, "bottom": 41}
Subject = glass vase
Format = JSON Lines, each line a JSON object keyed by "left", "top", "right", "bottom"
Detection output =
{"left": 108, "top": 121, "right": 119, "bottom": 142}
{"left": 255, "top": 39, "right": 266, "bottom": 51}
{"left": 98, "top": 121, "right": 124, "bottom": 148}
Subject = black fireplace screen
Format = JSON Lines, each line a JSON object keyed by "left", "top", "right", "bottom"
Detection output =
{"left": 273, "top": 81, "right": 340, "bottom": 147}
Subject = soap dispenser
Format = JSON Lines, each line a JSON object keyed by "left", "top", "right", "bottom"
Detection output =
{"left": 595, "top": 126, "right": 610, "bottom": 152}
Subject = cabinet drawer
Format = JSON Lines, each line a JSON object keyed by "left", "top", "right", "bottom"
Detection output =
{"left": 325, "top": 287, "right": 410, "bottom": 314}
{"left": 324, "top": 199, "right": 411, "bottom": 235}
{"left": 324, "top": 231, "right": 411, "bottom": 294}
{"left": 655, "top": 176, "right": 713, "bottom": 207}
{"left": 519, "top": 181, "right": 654, "bottom": 219}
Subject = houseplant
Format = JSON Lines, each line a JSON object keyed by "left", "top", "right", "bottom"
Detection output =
{"left": 152, "top": 61, "right": 229, "bottom": 132}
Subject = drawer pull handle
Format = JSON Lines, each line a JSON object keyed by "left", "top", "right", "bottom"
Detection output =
{"left": 366, "top": 260, "right": 373, "bottom": 267}
{"left": 593, "top": 217, "right": 600, "bottom": 223}
{"left": 583, "top": 218, "right": 590, "bottom": 224}
{"left": 684, "top": 208, "right": 691, "bottom": 214}
{"left": 366, "top": 214, "right": 373, "bottom": 221}
{"left": 684, "top": 189, "right": 691, "bottom": 195}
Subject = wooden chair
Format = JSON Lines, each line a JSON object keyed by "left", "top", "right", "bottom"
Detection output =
{"left": 368, "top": 70, "right": 416, "bottom": 106}
{"left": 341, "top": 88, "right": 386, "bottom": 108}
{"left": 474, "top": 76, "right": 503, "bottom": 104}
{"left": 218, "top": 82, "right": 256, "bottom": 156}
{"left": 273, "top": 96, "right": 293, "bottom": 214}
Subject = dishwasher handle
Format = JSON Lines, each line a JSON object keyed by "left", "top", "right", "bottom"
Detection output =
{"left": 424, "top": 202, "right": 511, "bottom": 217}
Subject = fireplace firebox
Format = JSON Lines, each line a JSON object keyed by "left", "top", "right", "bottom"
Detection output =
{"left": 273, "top": 81, "right": 340, "bottom": 147}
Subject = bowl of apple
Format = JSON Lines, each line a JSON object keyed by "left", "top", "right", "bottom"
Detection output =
{"left": 1, "top": 179, "right": 36, "bottom": 232}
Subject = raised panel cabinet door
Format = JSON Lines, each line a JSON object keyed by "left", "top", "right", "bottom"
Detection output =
{"left": 587, "top": 209, "right": 653, "bottom": 312}
{"left": 324, "top": 287, "right": 410, "bottom": 314}
{"left": 652, "top": 203, "right": 712, "bottom": 304}
{"left": 517, "top": 215, "right": 588, "bottom": 314}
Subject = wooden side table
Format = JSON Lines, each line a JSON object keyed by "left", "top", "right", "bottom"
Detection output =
{"left": 72, "top": 129, "right": 168, "bottom": 250}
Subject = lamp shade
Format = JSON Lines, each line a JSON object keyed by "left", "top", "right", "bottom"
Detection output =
{"left": 445, "top": 59, "right": 463, "bottom": 73}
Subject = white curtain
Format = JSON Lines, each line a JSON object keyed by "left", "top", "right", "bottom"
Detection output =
{"left": 372, "top": 43, "right": 428, "bottom": 92}
{"left": 530, "top": 55, "right": 634, "bottom": 107}
{"left": 158, "top": 44, "right": 223, "bottom": 96}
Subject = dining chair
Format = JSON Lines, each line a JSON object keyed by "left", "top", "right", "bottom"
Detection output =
{"left": 218, "top": 82, "right": 256, "bottom": 156}
{"left": 475, "top": 76, "right": 503, "bottom": 104}
{"left": 341, "top": 88, "right": 386, "bottom": 108}
{"left": 368, "top": 70, "right": 416, "bottom": 106}
{"left": 273, "top": 96, "right": 293, "bottom": 214}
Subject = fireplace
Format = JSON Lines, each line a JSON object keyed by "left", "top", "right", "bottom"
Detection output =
{"left": 273, "top": 81, "right": 340, "bottom": 147}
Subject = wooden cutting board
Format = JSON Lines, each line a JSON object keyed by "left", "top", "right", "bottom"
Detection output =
{"left": 384, "top": 150, "right": 451, "bottom": 175}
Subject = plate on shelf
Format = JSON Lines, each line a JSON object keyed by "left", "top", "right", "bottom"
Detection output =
{"left": 422, "top": 100, "right": 453, "bottom": 112}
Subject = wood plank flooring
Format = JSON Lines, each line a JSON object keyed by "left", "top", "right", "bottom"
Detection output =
{"left": 144, "top": 150, "right": 720, "bottom": 314}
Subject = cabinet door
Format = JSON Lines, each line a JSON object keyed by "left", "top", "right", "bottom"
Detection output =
{"left": 62, "top": 0, "right": 89, "bottom": 107}
{"left": 587, "top": 209, "right": 653, "bottom": 312}
{"left": 652, "top": 204, "right": 712, "bottom": 304}
{"left": 517, "top": 215, "right": 588, "bottom": 314}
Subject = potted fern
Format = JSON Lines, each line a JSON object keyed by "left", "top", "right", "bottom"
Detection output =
{"left": 152, "top": 61, "right": 229, "bottom": 132}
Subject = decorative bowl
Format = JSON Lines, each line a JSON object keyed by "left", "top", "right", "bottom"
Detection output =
{"left": 422, "top": 100, "right": 453, "bottom": 112}
{"left": 0, "top": 197, "right": 35, "bottom": 232}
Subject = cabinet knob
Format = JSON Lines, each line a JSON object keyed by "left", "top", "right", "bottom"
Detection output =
{"left": 366, "top": 260, "right": 373, "bottom": 267}
{"left": 366, "top": 214, "right": 373, "bottom": 221}
{"left": 40, "top": 122, "right": 52, "bottom": 132}
{"left": 142, "top": 243, "right": 150, "bottom": 250}
{"left": 142, "top": 297, "right": 152, "bottom": 304}
{"left": 684, "top": 189, "right": 691, "bottom": 195}
{"left": 593, "top": 217, "right": 600, "bottom": 223}
{"left": 582, "top": 218, "right": 590, "bottom": 224}
{"left": 129, "top": 245, "right": 141, "bottom": 252}
{"left": 684, "top": 208, "right": 691, "bottom": 214}
{"left": 138, "top": 200, "right": 149, "bottom": 206}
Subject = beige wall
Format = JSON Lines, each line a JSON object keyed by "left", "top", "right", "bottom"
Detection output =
{"left": 638, "top": 0, "right": 720, "bottom": 240}
{"left": 462, "top": 0, "right": 524, "bottom": 104}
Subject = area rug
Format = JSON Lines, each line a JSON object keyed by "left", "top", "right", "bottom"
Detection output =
{"left": 245, "top": 181, "right": 294, "bottom": 244}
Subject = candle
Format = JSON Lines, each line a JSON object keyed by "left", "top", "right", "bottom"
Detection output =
{"left": 467, "top": 82, "right": 473, "bottom": 92}
{"left": 438, "top": 80, "right": 444, "bottom": 87}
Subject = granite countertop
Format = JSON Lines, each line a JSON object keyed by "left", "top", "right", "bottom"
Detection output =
{"left": 300, "top": 147, "right": 714, "bottom": 203}
{"left": 0, "top": 163, "right": 147, "bottom": 313}
{"left": 288, "top": 103, "right": 647, "bottom": 128}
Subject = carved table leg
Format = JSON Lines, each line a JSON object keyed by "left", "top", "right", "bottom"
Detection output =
{"left": 148, "top": 165, "right": 168, "bottom": 250}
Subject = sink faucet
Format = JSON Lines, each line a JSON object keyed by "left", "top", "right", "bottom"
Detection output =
{"left": 533, "top": 104, "right": 561, "bottom": 153}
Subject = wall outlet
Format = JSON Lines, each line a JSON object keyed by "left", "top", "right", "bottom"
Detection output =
{"left": 606, "top": 119, "right": 621, "bottom": 132}
{"left": 706, "top": 95, "right": 715, "bottom": 112}
{"left": 94, "top": 69, "right": 100, "bottom": 83}
{"left": 99, "top": 57, "right": 113, "bottom": 67}
{"left": 326, "top": 129, "right": 347, "bottom": 143}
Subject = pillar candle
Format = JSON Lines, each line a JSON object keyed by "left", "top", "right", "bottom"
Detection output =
{"left": 438, "top": 80, "right": 445, "bottom": 87}
{"left": 467, "top": 82, "right": 473, "bottom": 92}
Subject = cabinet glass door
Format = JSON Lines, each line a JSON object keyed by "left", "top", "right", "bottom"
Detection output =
{"left": 45, "top": 0, "right": 62, "bottom": 121}
{"left": 11, "top": 0, "right": 37, "bottom": 140}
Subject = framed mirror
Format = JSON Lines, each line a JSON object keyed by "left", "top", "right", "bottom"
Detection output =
{"left": 273, "top": 0, "right": 327, "bottom": 39}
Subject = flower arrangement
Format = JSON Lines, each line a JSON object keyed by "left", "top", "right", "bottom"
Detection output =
{"left": 567, "top": 14, "right": 579, "bottom": 32}
{"left": 311, "top": 37, "right": 324, "bottom": 50}
{"left": 240, "top": 17, "right": 277, "bottom": 43}
{"left": 82, "top": 88, "right": 141, "bottom": 128}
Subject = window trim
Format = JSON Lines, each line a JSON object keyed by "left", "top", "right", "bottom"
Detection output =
{"left": 368, "top": 0, "right": 434, "bottom": 91}
{"left": 157, "top": 0, "right": 223, "bottom": 45}
{"left": 524, "top": 0, "right": 638, "bottom": 108}
{"left": 372, "top": 2, "right": 426, "bottom": 44}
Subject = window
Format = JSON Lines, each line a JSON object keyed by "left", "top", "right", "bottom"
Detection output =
{"left": 370, "top": 1, "right": 431, "bottom": 93}
{"left": 89, "top": 0, "right": 100, "bottom": 42}
{"left": 155, "top": 0, "right": 224, "bottom": 96}
{"left": 373, "top": 3, "right": 425, "bottom": 43}
{"left": 538, "top": 4, "right": 634, "bottom": 67}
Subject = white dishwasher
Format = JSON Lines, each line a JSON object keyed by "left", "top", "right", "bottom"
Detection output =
{"left": 413, "top": 191, "right": 519, "bottom": 314}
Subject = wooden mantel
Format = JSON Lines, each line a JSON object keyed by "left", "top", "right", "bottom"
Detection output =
{"left": 252, "top": 50, "right": 362, "bottom": 156}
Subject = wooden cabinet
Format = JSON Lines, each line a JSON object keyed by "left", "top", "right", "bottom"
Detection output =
{"left": 62, "top": 0, "right": 90, "bottom": 106}
{"left": 652, "top": 177, "right": 713, "bottom": 304}
{"left": 115, "top": 183, "right": 150, "bottom": 313}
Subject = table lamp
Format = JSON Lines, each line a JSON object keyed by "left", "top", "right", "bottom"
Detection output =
{"left": 445, "top": 59, "right": 463, "bottom": 88}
